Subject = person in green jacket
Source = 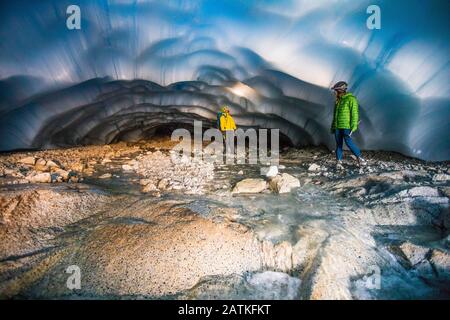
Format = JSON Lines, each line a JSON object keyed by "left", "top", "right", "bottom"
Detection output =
{"left": 330, "top": 81, "right": 366, "bottom": 169}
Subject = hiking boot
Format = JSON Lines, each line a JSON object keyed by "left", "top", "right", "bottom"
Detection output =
{"left": 358, "top": 157, "right": 367, "bottom": 166}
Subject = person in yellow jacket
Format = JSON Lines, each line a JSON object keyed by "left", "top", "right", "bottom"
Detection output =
{"left": 219, "top": 106, "right": 236, "bottom": 157}
{"left": 219, "top": 106, "right": 236, "bottom": 133}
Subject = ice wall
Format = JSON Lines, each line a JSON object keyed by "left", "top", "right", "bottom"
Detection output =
{"left": 0, "top": 0, "right": 449, "bottom": 160}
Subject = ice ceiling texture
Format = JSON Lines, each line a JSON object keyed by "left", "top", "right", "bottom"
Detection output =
{"left": 0, "top": 0, "right": 449, "bottom": 160}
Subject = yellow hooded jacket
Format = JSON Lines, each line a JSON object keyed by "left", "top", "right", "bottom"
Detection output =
{"left": 220, "top": 113, "right": 236, "bottom": 132}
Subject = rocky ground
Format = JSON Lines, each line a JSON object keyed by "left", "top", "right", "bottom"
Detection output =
{"left": 0, "top": 138, "right": 449, "bottom": 299}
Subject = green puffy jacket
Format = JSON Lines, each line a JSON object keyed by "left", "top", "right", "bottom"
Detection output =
{"left": 331, "top": 92, "right": 359, "bottom": 132}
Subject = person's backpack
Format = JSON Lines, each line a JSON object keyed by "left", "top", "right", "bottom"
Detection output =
{"left": 217, "top": 111, "right": 223, "bottom": 129}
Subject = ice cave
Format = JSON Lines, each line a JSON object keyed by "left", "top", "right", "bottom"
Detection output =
{"left": 0, "top": 0, "right": 449, "bottom": 301}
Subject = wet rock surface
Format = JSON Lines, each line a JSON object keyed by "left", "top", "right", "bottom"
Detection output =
{"left": 0, "top": 184, "right": 113, "bottom": 264}
{"left": 0, "top": 141, "right": 449, "bottom": 299}
{"left": 9, "top": 200, "right": 262, "bottom": 298}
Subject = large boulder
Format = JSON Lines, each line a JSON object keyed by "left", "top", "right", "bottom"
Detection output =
{"left": 232, "top": 178, "right": 267, "bottom": 194}
{"left": 269, "top": 173, "right": 300, "bottom": 194}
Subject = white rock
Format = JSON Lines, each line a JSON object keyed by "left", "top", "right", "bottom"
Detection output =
{"left": 27, "top": 172, "right": 51, "bottom": 183}
{"left": 433, "top": 174, "right": 450, "bottom": 182}
{"left": 99, "top": 173, "right": 112, "bottom": 179}
{"left": 238, "top": 170, "right": 244, "bottom": 175}
{"left": 232, "top": 178, "right": 267, "bottom": 194}
{"left": 18, "top": 156, "right": 36, "bottom": 165}
{"left": 122, "top": 164, "right": 134, "bottom": 171}
{"left": 269, "top": 173, "right": 300, "bottom": 194}
{"left": 308, "top": 163, "right": 321, "bottom": 172}
{"left": 260, "top": 165, "right": 278, "bottom": 178}
{"left": 399, "top": 186, "right": 440, "bottom": 198}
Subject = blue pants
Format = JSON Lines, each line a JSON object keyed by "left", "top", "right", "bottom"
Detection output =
{"left": 335, "top": 129, "right": 361, "bottom": 160}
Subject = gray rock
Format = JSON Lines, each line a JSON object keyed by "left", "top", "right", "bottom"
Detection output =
{"left": 260, "top": 165, "right": 278, "bottom": 178}
{"left": 433, "top": 174, "right": 450, "bottom": 182}
{"left": 269, "top": 173, "right": 300, "bottom": 194}
{"left": 232, "top": 178, "right": 267, "bottom": 194}
{"left": 398, "top": 186, "right": 440, "bottom": 198}
{"left": 399, "top": 242, "right": 430, "bottom": 265}
{"left": 308, "top": 163, "right": 321, "bottom": 172}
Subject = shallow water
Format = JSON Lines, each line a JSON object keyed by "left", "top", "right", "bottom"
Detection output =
{"left": 162, "top": 159, "right": 448, "bottom": 299}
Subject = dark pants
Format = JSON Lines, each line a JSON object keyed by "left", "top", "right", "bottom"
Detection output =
{"left": 222, "top": 130, "right": 235, "bottom": 154}
{"left": 335, "top": 129, "right": 361, "bottom": 160}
